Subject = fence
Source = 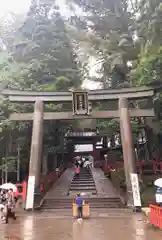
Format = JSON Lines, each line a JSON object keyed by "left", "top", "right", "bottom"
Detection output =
{"left": 102, "top": 160, "right": 162, "bottom": 175}
{"left": 149, "top": 204, "right": 162, "bottom": 229}
{"left": 39, "top": 164, "right": 65, "bottom": 195}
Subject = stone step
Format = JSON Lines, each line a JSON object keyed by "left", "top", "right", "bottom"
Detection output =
{"left": 71, "top": 180, "right": 95, "bottom": 183}
{"left": 42, "top": 205, "right": 124, "bottom": 209}
{"left": 73, "top": 172, "right": 92, "bottom": 174}
{"left": 73, "top": 177, "right": 93, "bottom": 180}
{"left": 72, "top": 179, "right": 94, "bottom": 183}
{"left": 73, "top": 178, "right": 93, "bottom": 180}
{"left": 72, "top": 180, "right": 94, "bottom": 182}
{"left": 72, "top": 180, "right": 94, "bottom": 183}
{"left": 71, "top": 183, "right": 95, "bottom": 187}
{"left": 44, "top": 197, "right": 122, "bottom": 202}
{"left": 74, "top": 173, "right": 93, "bottom": 177}
{"left": 70, "top": 187, "right": 96, "bottom": 189}
{"left": 70, "top": 186, "right": 96, "bottom": 190}
{"left": 42, "top": 197, "right": 123, "bottom": 209}
{"left": 71, "top": 182, "right": 94, "bottom": 185}
{"left": 42, "top": 201, "right": 124, "bottom": 209}
{"left": 43, "top": 201, "right": 122, "bottom": 206}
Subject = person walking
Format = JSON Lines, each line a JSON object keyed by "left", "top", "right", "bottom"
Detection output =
{"left": 6, "top": 189, "right": 16, "bottom": 223}
{"left": 75, "top": 166, "right": 80, "bottom": 177}
{"left": 75, "top": 193, "right": 83, "bottom": 219}
{"left": 88, "top": 154, "right": 94, "bottom": 169}
{"left": 75, "top": 159, "right": 79, "bottom": 168}
{"left": 0, "top": 189, "right": 7, "bottom": 223}
{"left": 80, "top": 157, "right": 84, "bottom": 168}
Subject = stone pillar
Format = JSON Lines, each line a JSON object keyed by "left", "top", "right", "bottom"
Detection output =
{"left": 119, "top": 98, "right": 136, "bottom": 207}
{"left": 26, "top": 100, "right": 43, "bottom": 210}
{"left": 29, "top": 100, "right": 44, "bottom": 186}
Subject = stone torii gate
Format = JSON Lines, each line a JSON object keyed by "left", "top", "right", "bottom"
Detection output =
{"left": 2, "top": 86, "right": 156, "bottom": 208}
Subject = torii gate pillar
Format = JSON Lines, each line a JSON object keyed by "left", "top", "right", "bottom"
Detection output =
{"left": 26, "top": 100, "right": 44, "bottom": 210}
{"left": 119, "top": 98, "right": 136, "bottom": 207}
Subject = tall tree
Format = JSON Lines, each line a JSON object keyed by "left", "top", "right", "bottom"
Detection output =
{"left": 67, "top": 0, "right": 137, "bottom": 88}
{"left": 131, "top": 1, "right": 162, "bottom": 86}
{"left": 11, "top": 1, "right": 81, "bottom": 91}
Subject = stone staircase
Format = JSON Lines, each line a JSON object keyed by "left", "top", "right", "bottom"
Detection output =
{"left": 41, "top": 168, "right": 124, "bottom": 210}
{"left": 68, "top": 168, "right": 97, "bottom": 196}
{"left": 42, "top": 197, "right": 124, "bottom": 209}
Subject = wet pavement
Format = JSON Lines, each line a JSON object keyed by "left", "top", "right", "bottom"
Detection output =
{"left": 0, "top": 212, "right": 162, "bottom": 240}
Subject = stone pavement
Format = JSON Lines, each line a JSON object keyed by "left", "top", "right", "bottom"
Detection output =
{"left": 0, "top": 212, "right": 162, "bottom": 240}
{"left": 91, "top": 168, "right": 119, "bottom": 197}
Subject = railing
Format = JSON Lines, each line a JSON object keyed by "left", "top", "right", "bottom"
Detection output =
{"left": 153, "top": 161, "right": 162, "bottom": 173}
{"left": 149, "top": 204, "right": 162, "bottom": 229}
{"left": 102, "top": 160, "right": 162, "bottom": 175}
{"left": 102, "top": 161, "right": 123, "bottom": 174}
{"left": 39, "top": 164, "right": 65, "bottom": 196}
{"left": 14, "top": 164, "right": 65, "bottom": 204}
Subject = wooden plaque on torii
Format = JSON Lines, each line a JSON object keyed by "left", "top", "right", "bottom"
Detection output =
{"left": 72, "top": 91, "right": 90, "bottom": 115}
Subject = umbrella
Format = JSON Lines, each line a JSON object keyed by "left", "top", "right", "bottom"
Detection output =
{"left": 154, "top": 178, "right": 162, "bottom": 188}
{"left": 0, "top": 183, "right": 17, "bottom": 192}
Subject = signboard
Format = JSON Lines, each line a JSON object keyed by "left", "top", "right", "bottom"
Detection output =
{"left": 74, "top": 144, "right": 93, "bottom": 152}
{"left": 25, "top": 176, "right": 35, "bottom": 210}
{"left": 130, "top": 173, "right": 141, "bottom": 207}
{"left": 72, "top": 91, "right": 89, "bottom": 115}
{"left": 156, "top": 194, "right": 162, "bottom": 203}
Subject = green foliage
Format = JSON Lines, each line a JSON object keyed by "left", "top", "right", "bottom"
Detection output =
{"left": 0, "top": 157, "right": 18, "bottom": 172}
{"left": 11, "top": 2, "right": 81, "bottom": 91}
{"left": 131, "top": 1, "right": 162, "bottom": 85}
{"left": 67, "top": 0, "right": 137, "bottom": 88}
{"left": 131, "top": 47, "right": 162, "bottom": 86}
{"left": 96, "top": 119, "right": 119, "bottom": 134}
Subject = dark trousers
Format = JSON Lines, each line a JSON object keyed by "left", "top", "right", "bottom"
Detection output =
{"left": 77, "top": 206, "right": 83, "bottom": 218}
{"left": 80, "top": 162, "right": 84, "bottom": 168}
{"left": 6, "top": 208, "right": 16, "bottom": 223}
